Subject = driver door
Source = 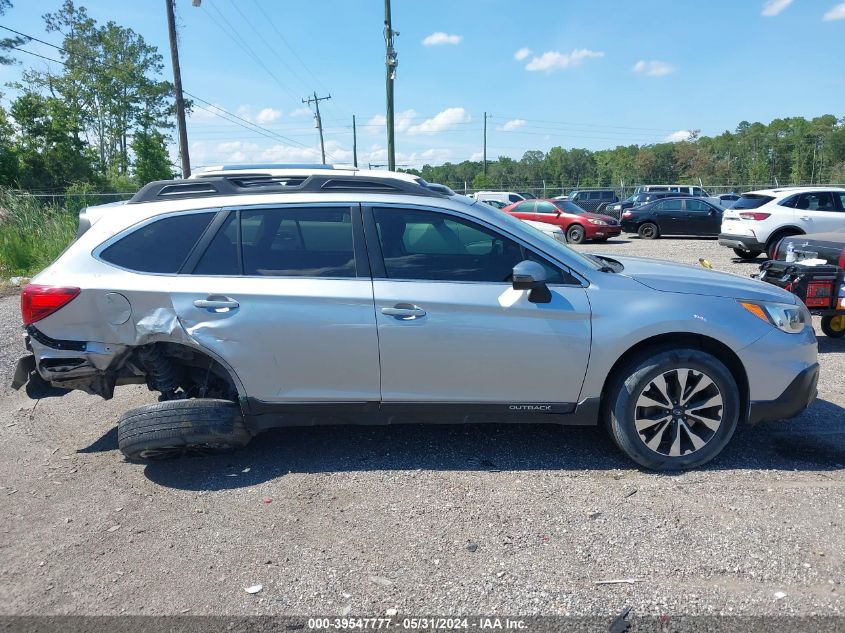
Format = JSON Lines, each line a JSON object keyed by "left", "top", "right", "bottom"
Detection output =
{"left": 364, "top": 204, "right": 591, "bottom": 406}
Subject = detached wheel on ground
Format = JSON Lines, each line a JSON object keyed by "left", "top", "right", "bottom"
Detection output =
{"left": 821, "top": 315, "right": 845, "bottom": 338}
{"left": 117, "top": 398, "right": 251, "bottom": 461}
{"left": 605, "top": 348, "right": 740, "bottom": 470}
{"left": 638, "top": 222, "right": 659, "bottom": 240}
{"left": 566, "top": 224, "right": 586, "bottom": 244}
{"left": 732, "top": 247, "right": 762, "bottom": 260}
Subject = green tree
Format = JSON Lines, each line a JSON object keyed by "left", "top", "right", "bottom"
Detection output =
{"left": 0, "top": 1, "right": 26, "bottom": 65}
{"left": 132, "top": 128, "right": 173, "bottom": 184}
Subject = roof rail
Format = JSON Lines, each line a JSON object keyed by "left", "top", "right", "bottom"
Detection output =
{"left": 128, "top": 174, "right": 444, "bottom": 205}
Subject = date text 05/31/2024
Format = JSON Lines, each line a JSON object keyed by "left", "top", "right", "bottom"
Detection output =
{"left": 307, "top": 618, "right": 528, "bottom": 630}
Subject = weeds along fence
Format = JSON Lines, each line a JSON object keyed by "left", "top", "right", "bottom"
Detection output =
{"left": 0, "top": 190, "right": 133, "bottom": 278}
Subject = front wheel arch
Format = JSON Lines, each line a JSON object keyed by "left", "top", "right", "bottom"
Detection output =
{"left": 765, "top": 227, "right": 804, "bottom": 258}
{"left": 598, "top": 333, "right": 749, "bottom": 427}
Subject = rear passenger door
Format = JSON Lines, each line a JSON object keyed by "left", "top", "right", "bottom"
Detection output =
{"left": 169, "top": 203, "right": 381, "bottom": 403}
{"left": 654, "top": 199, "right": 684, "bottom": 234}
{"left": 365, "top": 204, "right": 591, "bottom": 407}
{"left": 794, "top": 191, "right": 845, "bottom": 234}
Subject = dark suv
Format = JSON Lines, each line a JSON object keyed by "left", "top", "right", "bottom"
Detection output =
{"left": 567, "top": 189, "right": 619, "bottom": 213}
{"left": 606, "top": 191, "right": 693, "bottom": 219}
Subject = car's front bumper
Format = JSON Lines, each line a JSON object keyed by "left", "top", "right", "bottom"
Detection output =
{"left": 748, "top": 362, "right": 819, "bottom": 424}
{"left": 736, "top": 323, "right": 819, "bottom": 423}
{"left": 718, "top": 233, "right": 764, "bottom": 252}
{"left": 586, "top": 225, "right": 622, "bottom": 240}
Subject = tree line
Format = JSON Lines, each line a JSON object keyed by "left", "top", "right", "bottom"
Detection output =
{"left": 0, "top": 0, "right": 174, "bottom": 194}
{"left": 0, "top": 1, "right": 843, "bottom": 197}
{"left": 410, "top": 116, "right": 845, "bottom": 194}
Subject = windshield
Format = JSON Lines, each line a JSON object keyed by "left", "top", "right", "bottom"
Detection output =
{"left": 469, "top": 198, "right": 603, "bottom": 271}
{"left": 553, "top": 200, "right": 587, "bottom": 214}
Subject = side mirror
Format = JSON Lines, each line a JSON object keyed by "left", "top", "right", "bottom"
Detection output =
{"left": 512, "top": 260, "right": 551, "bottom": 303}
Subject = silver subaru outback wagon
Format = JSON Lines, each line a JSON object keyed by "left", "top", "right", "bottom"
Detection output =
{"left": 13, "top": 167, "right": 819, "bottom": 470}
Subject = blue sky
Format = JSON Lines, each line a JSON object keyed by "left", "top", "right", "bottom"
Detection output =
{"left": 2, "top": 0, "right": 845, "bottom": 169}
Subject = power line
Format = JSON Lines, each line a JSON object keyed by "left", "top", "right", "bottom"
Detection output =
{"left": 200, "top": 0, "right": 300, "bottom": 106}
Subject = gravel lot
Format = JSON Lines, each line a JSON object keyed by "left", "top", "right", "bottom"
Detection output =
{"left": 0, "top": 237, "right": 843, "bottom": 619}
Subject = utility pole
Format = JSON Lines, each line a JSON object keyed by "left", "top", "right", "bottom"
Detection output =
{"left": 384, "top": 0, "right": 398, "bottom": 171}
{"left": 352, "top": 115, "right": 358, "bottom": 168}
{"left": 166, "top": 0, "right": 191, "bottom": 178}
{"left": 303, "top": 92, "right": 331, "bottom": 164}
{"left": 483, "top": 112, "right": 491, "bottom": 174}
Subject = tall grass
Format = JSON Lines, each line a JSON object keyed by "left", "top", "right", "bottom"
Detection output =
{"left": 0, "top": 189, "right": 79, "bottom": 278}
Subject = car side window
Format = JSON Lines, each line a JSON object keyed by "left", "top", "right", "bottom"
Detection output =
{"left": 837, "top": 192, "right": 845, "bottom": 210}
{"left": 100, "top": 212, "right": 215, "bottom": 274}
{"left": 536, "top": 202, "right": 558, "bottom": 214}
{"left": 588, "top": 192, "right": 602, "bottom": 201}
{"left": 513, "top": 201, "right": 535, "bottom": 213}
{"left": 508, "top": 194, "right": 522, "bottom": 203}
{"left": 372, "top": 207, "right": 568, "bottom": 284}
{"left": 797, "top": 192, "right": 837, "bottom": 211}
{"left": 652, "top": 201, "right": 667, "bottom": 211}
{"left": 200, "top": 207, "right": 357, "bottom": 278}
{"left": 663, "top": 199, "right": 683, "bottom": 211}
{"left": 686, "top": 199, "right": 710, "bottom": 212}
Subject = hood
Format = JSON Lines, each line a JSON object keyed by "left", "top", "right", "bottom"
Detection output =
{"left": 608, "top": 255, "right": 797, "bottom": 303}
{"left": 582, "top": 211, "right": 617, "bottom": 222}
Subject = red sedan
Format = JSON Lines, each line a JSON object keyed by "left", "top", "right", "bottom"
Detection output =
{"left": 502, "top": 198, "right": 621, "bottom": 243}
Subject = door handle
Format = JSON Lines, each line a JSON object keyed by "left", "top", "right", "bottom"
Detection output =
{"left": 193, "top": 297, "right": 240, "bottom": 311}
{"left": 381, "top": 303, "right": 426, "bottom": 319}
{"left": 800, "top": 215, "right": 811, "bottom": 221}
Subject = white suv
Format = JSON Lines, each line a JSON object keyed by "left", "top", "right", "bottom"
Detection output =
{"left": 718, "top": 187, "right": 845, "bottom": 259}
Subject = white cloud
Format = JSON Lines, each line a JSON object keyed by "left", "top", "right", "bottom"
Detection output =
{"left": 289, "top": 106, "right": 312, "bottom": 118}
{"left": 500, "top": 119, "right": 527, "bottom": 132}
{"left": 470, "top": 151, "right": 484, "bottom": 161}
{"left": 255, "top": 107, "right": 282, "bottom": 124}
{"left": 762, "top": 0, "right": 793, "bottom": 16}
{"left": 665, "top": 130, "right": 692, "bottom": 143}
{"left": 633, "top": 59, "right": 676, "bottom": 76}
{"left": 365, "top": 109, "right": 417, "bottom": 134}
{"left": 187, "top": 105, "right": 222, "bottom": 122}
{"left": 524, "top": 49, "right": 604, "bottom": 72}
{"left": 408, "top": 107, "right": 471, "bottom": 135}
{"left": 514, "top": 47, "right": 532, "bottom": 61}
{"left": 823, "top": 2, "right": 845, "bottom": 20}
{"left": 422, "top": 32, "right": 462, "bottom": 46}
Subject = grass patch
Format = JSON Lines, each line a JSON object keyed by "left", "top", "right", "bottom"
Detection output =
{"left": 0, "top": 190, "right": 78, "bottom": 278}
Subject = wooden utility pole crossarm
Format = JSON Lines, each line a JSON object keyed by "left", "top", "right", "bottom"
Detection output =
{"left": 303, "top": 92, "right": 331, "bottom": 165}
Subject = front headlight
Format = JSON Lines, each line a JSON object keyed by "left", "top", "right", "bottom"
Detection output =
{"left": 739, "top": 301, "right": 809, "bottom": 334}
{"left": 588, "top": 219, "right": 608, "bottom": 226}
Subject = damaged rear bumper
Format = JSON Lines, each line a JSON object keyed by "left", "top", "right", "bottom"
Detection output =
{"left": 13, "top": 327, "right": 131, "bottom": 398}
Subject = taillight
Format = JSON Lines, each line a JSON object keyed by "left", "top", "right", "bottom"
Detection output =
{"left": 739, "top": 212, "right": 771, "bottom": 221}
{"left": 622, "top": 211, "right": 632, "bottom": 218}
{"left": 21, "top": 284, "right": 80, "bottom": 326}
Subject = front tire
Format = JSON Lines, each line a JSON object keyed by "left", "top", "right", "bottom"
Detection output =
{"left": 821, "top": 315, "right": 845, "bottom": 338}
{"left": 118, "top": 399, "right": 251, "bottom": 461}
{"left": 606, "top": 348, "right": 740, "bottom": 470}
{"left": 566, "top": 224, "right": 586, "bottom": 244}
{"left": 638, "top": 222, "right": 659, "bottom": 239}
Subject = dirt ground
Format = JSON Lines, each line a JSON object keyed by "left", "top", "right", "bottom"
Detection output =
{"left": 0, "top": 237, "right": 842, "bottom": 618}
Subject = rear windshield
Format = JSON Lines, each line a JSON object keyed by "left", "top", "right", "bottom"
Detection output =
{"left": 732, "top": 194, "right": 774, "bottom": 210}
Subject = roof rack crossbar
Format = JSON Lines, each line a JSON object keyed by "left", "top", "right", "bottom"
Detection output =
{"left": 128, "top": 174, "right": 444, "bottom": 204}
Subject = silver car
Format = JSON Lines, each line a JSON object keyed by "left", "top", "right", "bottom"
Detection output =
{"left": 13, "top": 168, "right": 819, "bottom": 470}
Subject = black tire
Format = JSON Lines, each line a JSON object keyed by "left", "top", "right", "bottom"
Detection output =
{"left": 765, "top": 230, "right": 801, "bottom": 259}
{"left": 732, "top": 247, "right": 762, "bottom": 260}
{"left": 605, "top": 348, "right": 740, "bottom": 471}
{"left": 638, "top": 222, "right": 659, "bottom": 240}
{"left": 118, "top": 398, "right": 251, "bottom": 461}
{"left": 821, "top": 315, "right": 845, "bottom": 338}
{"left": 566, "top": 224, "right": 586, "bottom": 244}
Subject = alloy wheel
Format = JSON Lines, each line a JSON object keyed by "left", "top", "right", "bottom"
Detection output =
{"left": 633, "top": 368, "right": 724, "bottom": 457}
